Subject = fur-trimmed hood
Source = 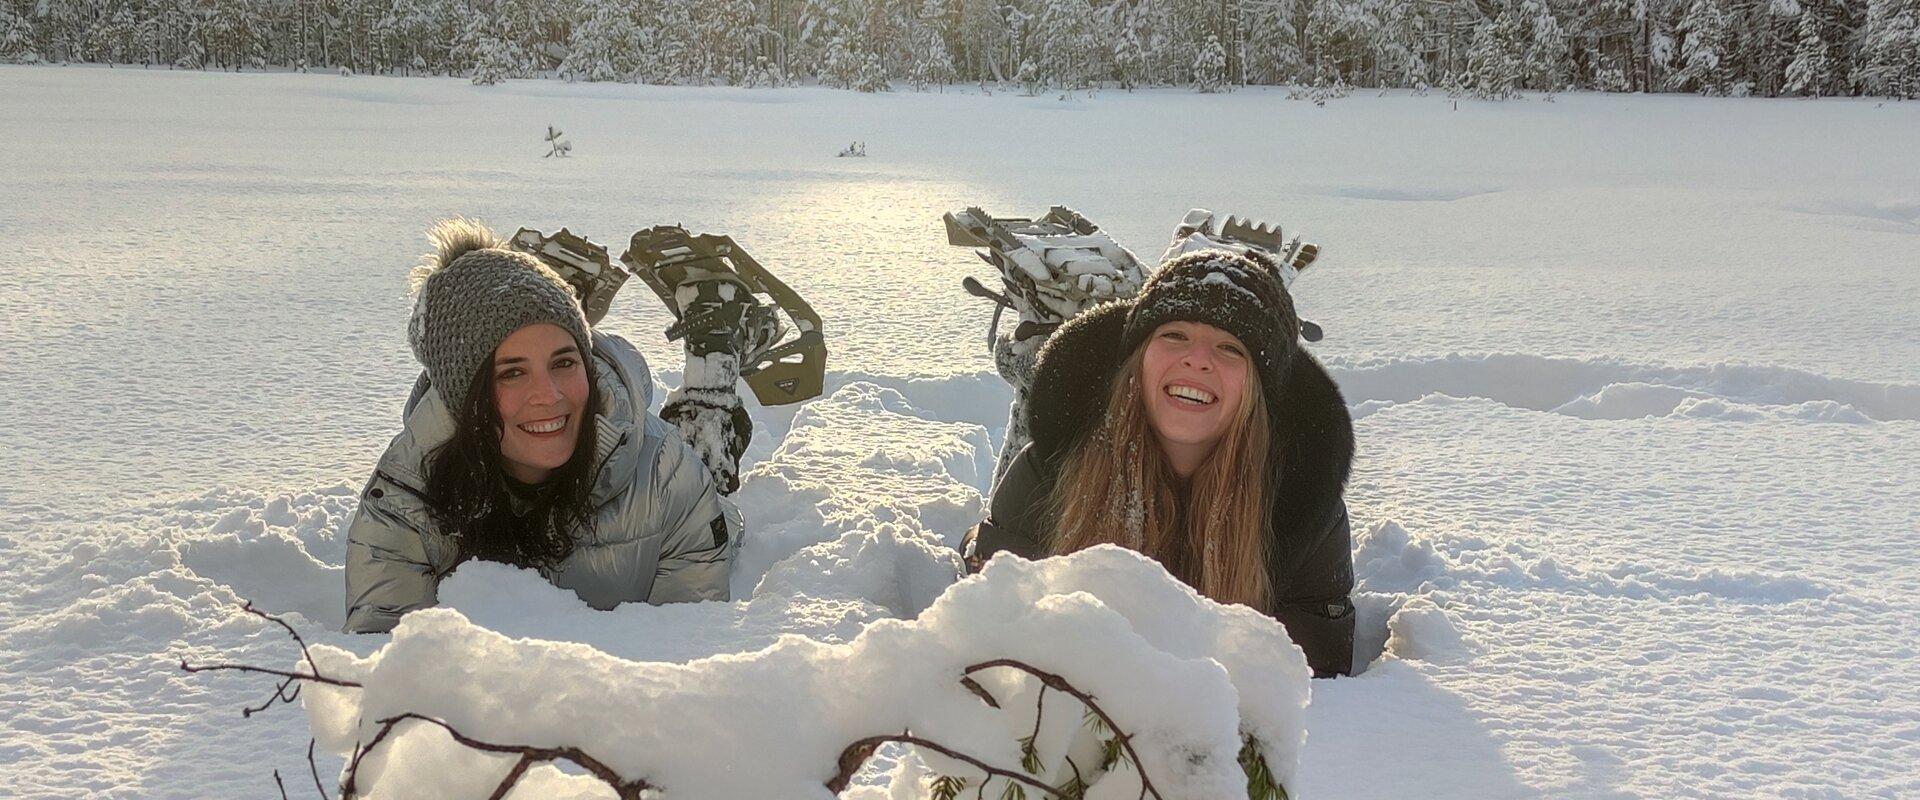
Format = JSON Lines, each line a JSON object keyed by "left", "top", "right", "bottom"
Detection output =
{"left": 1024, "top": 301, "right": 1355, "bottom": 556}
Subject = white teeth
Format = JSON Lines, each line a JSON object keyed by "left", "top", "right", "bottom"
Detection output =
{"left": 521, "top": 417, "right": 566, "bottom": 434}
{"left": 1167, "top": 385, "right": 1215, "bottom": 405}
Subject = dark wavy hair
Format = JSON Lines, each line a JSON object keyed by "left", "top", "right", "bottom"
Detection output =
{"left": 422, "top": 356, "right": 601, "bottom": 570}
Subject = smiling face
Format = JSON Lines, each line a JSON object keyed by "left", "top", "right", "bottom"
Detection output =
{"left": 1139, "top": 321, "right": 1251, "bottom": 477}
{"left": 491, "top": 323, "right": 591, "bottom": 484}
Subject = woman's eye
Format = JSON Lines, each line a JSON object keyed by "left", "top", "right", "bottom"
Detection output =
{"left": 553, "top": 357, "right": 578, "bottom": 370}
{"left": 1160, "top": 330, "right": 1187, "bottom": 341}
{"left": 496, "top": 368, "right": 523, "bottom": 381}
{"left": 1218, "top": 345, "right": 1245, "bottom": 358}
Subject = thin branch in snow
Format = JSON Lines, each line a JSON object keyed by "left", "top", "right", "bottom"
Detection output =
{"left": 831, "top": 732, "right": 1071, "bottom": 798}
{"left": 962, "top": 659, "right": 1164, "bottom": 800}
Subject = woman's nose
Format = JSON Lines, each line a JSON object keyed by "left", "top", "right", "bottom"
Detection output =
{"left": 1181, "top": 348, "right": 1213, "bottom": 371}
{"left": 530, "top": 373, "right": 563, "bottom": 404}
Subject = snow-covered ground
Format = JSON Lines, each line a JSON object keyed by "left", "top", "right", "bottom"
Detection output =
{"left": 2, "top": 66, "right": 1917, "bottom": 798}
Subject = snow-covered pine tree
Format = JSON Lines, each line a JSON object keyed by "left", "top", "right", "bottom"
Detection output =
{"left": 1111, "top": 10, "right": 1145, "bottom": 89}
{"left": 909, "top": 28, "right": 957, "bottom": 89}
{"left": 693, "top": 0, "right": 759, "bottom": 84}
{"left": 1030, "top": 0, "right": 1099, "bottom": 89}
{"left": 471, "top": 33, "right": 521, "bottom": 84}
{"left": 1851, "top": 0, "right": 1920, "bottom": 97}
{"left": 1460, "top": 5, "right": 1527, "bottom": 98}
{"left": 1016, "top": 56, "right": 1040, "bottom": 94}
{"left": 560, "top": 0, "right": 636, "bottom": 81}
{"left": 0, "top": 0, "right": 36, "bottom": 63}
{"left": 1782, "top": 8, "right": 1833, "bottom": 94}
{"left": 1521, "top": 0, "right": 1571, "bottom": 90}
{"left": 1194, "top": 33, "right": 1227, "bottom": 92}
{"left": 820, "top": 32, "right": 861, "bottom": 87}
{"left": 1359, "top": 0, "right": 1431, "bottom": 90}
{"left": 633, "top": 0, "right": 695, "bottom": 83}
{"left": 856, "top": 47, "right": 890, "bottom": 89}
{"left": 1671, "top": 0, "right": 1731, "bottom": 93}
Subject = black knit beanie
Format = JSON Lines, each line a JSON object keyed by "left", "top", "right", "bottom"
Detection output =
{"left": 1121, "top": 249, "right": 1302, "bottom": 405}
{"left": 407, "top": 218, "right": 592, "bottom": 412}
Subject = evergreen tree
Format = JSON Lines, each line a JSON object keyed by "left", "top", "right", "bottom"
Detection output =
{"left": 560, "top": 0, "right": 636, "bottom": 81}
{"left": 694, "top": 0, "right": 759, "bottom": 83}
{"left": 1851, "top": 0, "right": 1920, "bottom": 97}
{"left": 471, "top": 33, "right": 521, "bottom": 83}
{"left": 1111, "top": 13, "right": 1145, "bottom": 89}
{"left": 909, "top": 28, "right": 957, "bottom": 88}
{"left": 1193, "top": 32, "right": 1227, "bottom": 91}
{"left": 1781, "top": 9, "right": 1832, "bottom": 94}
{"left": 1030, "top": 0, "right": 1100, "bottom": 88}
{"left": 1521, "top": 0, "right": 1571, "bottom": 89}
{"left": 1671, "top": 0, "right": 1731, "bottom": 93}
{"left": 855, "top": 47, "right": 890, "bottom": 89}
{"left": 1460, "top": 5, "right": 1527, "bottom": 98}
{"left": 0, "top": 0, "right": 36, "bottom": 63}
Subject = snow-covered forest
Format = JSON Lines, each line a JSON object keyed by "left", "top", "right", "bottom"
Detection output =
{"left": 3, "top": 0, "right": 1917, "bottom": 97}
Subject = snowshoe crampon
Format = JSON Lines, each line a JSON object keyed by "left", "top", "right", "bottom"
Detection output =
{"left": 1162, "top": 208, "right": 1326, "bottom": 341}
{"left": 508, "top": 227, "right": 633, "bottom": 325}
{"left": 621, "top": 226, "right": 826, "bottom": 406}
{"left": 944, "top": 205, "right": 1147, "bottom": 348}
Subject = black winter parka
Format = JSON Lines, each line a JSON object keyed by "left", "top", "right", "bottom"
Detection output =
{"left": 964, "top": 303, "right": 1358, "bottom": 677}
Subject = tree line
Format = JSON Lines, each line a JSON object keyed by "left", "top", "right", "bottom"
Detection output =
{"left": 2, "top": 0, "right": 1915, "bottom": 98}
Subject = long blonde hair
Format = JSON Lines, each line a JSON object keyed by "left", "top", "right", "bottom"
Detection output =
{"left": 1048, "top": 346, "right": 1273, "bottom": 610}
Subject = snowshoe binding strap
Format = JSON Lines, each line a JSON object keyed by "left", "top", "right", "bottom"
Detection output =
{"left": 508, "top": 227, "right": 633, "bottom": 326}
{"left": 622, "top": 225, "right": 826, "bottom": 406}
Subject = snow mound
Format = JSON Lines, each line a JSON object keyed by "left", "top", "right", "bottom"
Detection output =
{"left": 1352, "top": 516, "right": 1830, "bottom": 604}
{"left": 727, "top": 381, "right": 992, "bottom": 598}
{"left": 1327, "top": 353, "right": 1920, "bottom": 422}
{"left": 301, "top": 546, "right": 1310, "bottom": 799}
{"left": 1384, "top": 597, "right": 1473, "bottom": 665}
{"left": 1552, "top": 382, "right": 1874, "bottom": 424}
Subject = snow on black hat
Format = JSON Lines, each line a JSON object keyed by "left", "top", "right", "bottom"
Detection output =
{"left": 407, "top": 218, "right": 592, "bottom": 412}
{"left": 1121, "top": 249, "right": 1302, "bottom": 406}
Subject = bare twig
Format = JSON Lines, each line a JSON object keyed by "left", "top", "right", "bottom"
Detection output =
{"left": 830, "top": 732, "right": 1071, "bottom": 799}
{"left": 959, "top": 675, "right": 1001, "bottom": 709}
{"left": 178, "top": 660, "right": 362, "bottom": 690}
{"left": 963, "top": 659, "right": 1164, "bottom": 800}
{"left": 375, "top": 713, "right": 656, "bottom": 800}
{"left": 306, "top": 739, "right": 327, "bottom": 799}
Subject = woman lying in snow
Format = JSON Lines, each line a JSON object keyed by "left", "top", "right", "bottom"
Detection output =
{"left": 343, "top": 219, "right": 749, "bottom": 634}
{"left": 965, "top": 248, "right": 1358, "bottom": 677}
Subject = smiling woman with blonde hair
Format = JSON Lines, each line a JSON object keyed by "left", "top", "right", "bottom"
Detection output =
{"left": 965, "top": 249, "right": 1357, "bottom": 676}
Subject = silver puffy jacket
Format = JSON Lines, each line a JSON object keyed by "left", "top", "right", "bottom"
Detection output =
{"left": 343, "top": 332, "right": 739, "bottom": 633}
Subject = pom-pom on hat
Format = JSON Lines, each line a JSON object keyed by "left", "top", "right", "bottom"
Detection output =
{"left": 407, "top": 218, "right": 592, "bottom": 412}
{"left": 1120, "top": 249, "right": 1302, "bottom": 407}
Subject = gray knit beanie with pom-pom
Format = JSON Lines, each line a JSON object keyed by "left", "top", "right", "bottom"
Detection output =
{"left": 407, "top": 218, "right": 592, "bottom": 412}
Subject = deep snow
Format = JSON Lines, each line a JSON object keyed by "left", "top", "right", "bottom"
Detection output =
{"left": 1, "top": 66, "right": 1917, "bottom": 798}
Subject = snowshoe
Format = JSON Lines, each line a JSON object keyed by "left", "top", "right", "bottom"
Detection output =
{"left": 946, "top": 205, "right": 1148, "bottom": 490}
{"left": 620, "top": 225, "right": 826, "bottom": 406}
{"left": 944, "top": 205, "right": 1147, "bottom": 350}
{"left": 507, "top": 226, "right": 633, "bottom": 325}
{"left": 1162, "top": 209, "right": 1326, "bottom": 341}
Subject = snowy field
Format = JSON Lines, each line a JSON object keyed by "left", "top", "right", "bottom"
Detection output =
{"left": 2, "top": 65, "right": 1918, "bottom": 798}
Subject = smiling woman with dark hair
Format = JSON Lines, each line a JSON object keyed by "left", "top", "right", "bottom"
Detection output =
{"left": 965, "top": 249, "right": 1358, "bottom": 676}
{"left": 343, "top": 219, "right": 737, "bottom": 634}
